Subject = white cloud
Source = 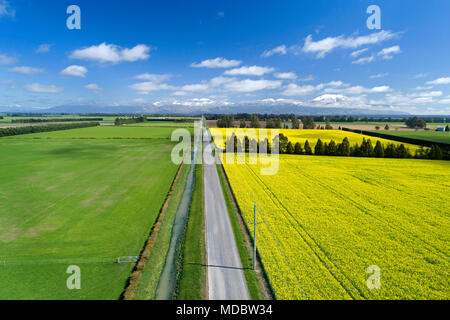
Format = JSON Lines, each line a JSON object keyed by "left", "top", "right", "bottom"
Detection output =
{"left": 25, "top": 83, "right": 63, "bottom": 93}
{"left": 224, "top": 65, "right": 274, "bottom": 76}
{"left": 378, "top": 45, "right": 401, "bottom": 60}
{"left": 70, "top": 43, "right": 152, "bottom": 63}
{"left": 414, "top": 85, "right": 433, "bottom": 90}
{"left": 0, "top": 0, "right": 14, "bottom": 18}
{"left": 9, "top": 66, "right": 44, "bottom": 75}
{"left": 36, "top": 44, "right": 52, "bottom": 53}
{"left": 426, "top": 77, "right": 450, "bottom": 85}
{"left": 282, "top": 81, "right": 345, "bottom": 96}
{"left": 190, "top": 57, "right": 242, "bottom": 68}
{"left": 210, "top": 76, "right": 235, "bottom": 87}
{"left": 409, "top": 91, "right": 443, "bottom": 98}
{"left": 0, "top": 53, "right": 16, "bottom": 65}
{"left": 224, "top": 79, "right": 282, "bottom": 92}
{"left": 352, "top": 55, "right": 375, "bottom": 65}
{"left": 261, "top": 45, "right": 287, "bottom": 58}
{"left": 302, "top": 30, "right": 398, "bottom": 58}
{"left": 438, "top": 99, "right": 450, "bottom": 104}
{"left": 180, "top": 83, "right": 210, "bottom": 92}
{"left": 283, "top": 84, "right": 318, "bottom": 96}
{"left": 370, "top": 73, "right": 388, "bottom": 79}
{"left": 325, "top": 85, "right": 391, "bottom": 95}
{"left": 129, "top": 81, "right": 174, "bottom": 95}
{"left": 351, "top": 48, "right": 369, "bottom": 57}
{"left": 85, "top": 84, "right": 102, "bottom": 92}
{"left": 61, "top": 65, "right": 88, "bottom": 78}
{"left": 134, "top": 73, "right": 172, "bottom": 82}
{"left": 274, "top": 72, "right": 297, "bottom": 80}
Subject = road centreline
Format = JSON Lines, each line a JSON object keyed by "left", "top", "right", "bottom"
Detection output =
{"left": 203, "top": 128, "right": 250, "bottom": 300}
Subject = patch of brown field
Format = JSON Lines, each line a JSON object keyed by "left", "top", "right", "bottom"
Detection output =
{"left": 121, "top": 162, "right": 185, "bottom": 300}
{"left": 81, "top": 196, "right": 96, "bottom": 207}
{"left": 0, "top": 225, "right": 55, "bottom": 243}
{"left": 45, "top": 185, "right": 59, "bottom": 191}
{"left": 332, "top": 124, "right": 441, "bottom": 131}
{"left": 102, "top": 200, "right": 116, "bottom": 207}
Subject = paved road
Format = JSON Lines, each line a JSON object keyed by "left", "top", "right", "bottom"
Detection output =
{"left": 203, "top": 129, "right": 250, "bottom": 300}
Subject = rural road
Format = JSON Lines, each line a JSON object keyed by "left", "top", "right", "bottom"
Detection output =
{"left": 203, "top": 128, "right": 250, "bottom": 300}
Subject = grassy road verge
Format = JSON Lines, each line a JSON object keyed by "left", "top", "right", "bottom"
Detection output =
{"left": 133, "top": 163, "right": 190, "bottom": 300}
{"left": 175, "top": 164, "right": 207, "bottom": 299}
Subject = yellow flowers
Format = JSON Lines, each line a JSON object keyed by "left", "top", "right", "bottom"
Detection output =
{"left": 223, "top": 155, "right": 450, "bottom": 299}
{"left": 210, "top": 128, "right": 420, "bottom": 152}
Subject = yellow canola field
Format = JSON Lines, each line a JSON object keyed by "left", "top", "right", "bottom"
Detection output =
{"left": 223, "top": 155, "right": 450, "bottom": 299}
{"left": 210, "top": 128, "right": 421, "bottom": 152}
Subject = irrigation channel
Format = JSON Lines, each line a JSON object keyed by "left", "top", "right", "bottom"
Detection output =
{"left": 155, "top": 119, "right": 203, "bottom": 299}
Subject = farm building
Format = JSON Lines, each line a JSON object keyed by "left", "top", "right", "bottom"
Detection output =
{"left": 436, "top": 127, "right": 446, "bottom": 132}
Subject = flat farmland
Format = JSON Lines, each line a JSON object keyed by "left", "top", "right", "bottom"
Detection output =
{"left": 2, "top": 125, "right": 193, "bottom": 140}
{"left": 126, "top": 121, "right": 194, "bottom": 128}
{"left": 223, "top": 155, "right": 450, "bottom": 299}
{"left": 380, "top": 131, "right": 450, "bottom": 145}
{"left": 0, "top": 126, "right": 182, "bottom": 299}
{"left": 210, "top": 128, "right": 421, "bottom": 152}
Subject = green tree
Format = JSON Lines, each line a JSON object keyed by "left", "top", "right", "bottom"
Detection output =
{"left": 323, "top": 142, "right": 329, "bottom": 155}
{"left": 301, "top": 116, "right": 315, "bottom": 129}
{"left": 405, "top": 116, "right": 426, "bottom": 129}
{"left": 374, "top": 141, "right": 384, "bottom": 157}
{"left": 384, "top": 143, "right": 396, "bottom": 158}
{"left": 384, "top": 124, "right": 390, "bottom": 130}
{"left": 446, "top": 125, "right": 449, "bottom": 132}
{"left": 325, "top": 118, "right": 333, "bottom": 130}
{"left": 274, "top": 133, "right": 289, "bottom": 153}
{"left": 273, "top": 117, "right": 282, "bottom": 129}
{"left": 396, "top": 144, "right": 411, "bottom": 158}
{"left": 304, "top": 140, "right": 313, "bottom": 155}
{"left": 286, "top": 141, "right": 294, "bottom": 154}
{"left": 429, "top": 145, "right": 443, "bottom": 160}
{"left": 291, "top": 116, "right": 300, "bottom": 129}
{"left": 250, "top": 115, "right": 260, "bottom": 128}
{"left": 315, "top": 139, "right": 324, "bottom": 155}
{"left": 294, "top": 142, "right": 303, "bottom": 154}
{"left": 327, "top": 140, "right": 337, "bottom": 155}
{"left": 239, "top": 119, "right": 246, "bottom": 128}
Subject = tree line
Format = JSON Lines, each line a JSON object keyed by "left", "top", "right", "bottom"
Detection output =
{"left": 0, "top": 122, "right": 100, "bottom": 137}
{"left": 212, "top": 113, "right": 449, "bottom": 125}
{"left": 216, "top": 114, "right": 449, "bottom": 131}
{"left": 11, "top": 118, "right": 103, "bottom": 123}
{"left": 114, "top": 116, "right": 146, "bottom": 125}
{"left": 223, "top": 133, "right": 448, "bottom": 160}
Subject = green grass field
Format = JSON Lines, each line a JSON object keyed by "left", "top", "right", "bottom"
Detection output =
{"left": 126, "top": 121, "right": 194, "bottom": 128}
{"left": 0, "top": 115, "right": 119, "bottom": 124}
{"left": 381, "top": 131, "right": 450, "bottom": 144}
{"left": 3, "top": 125, "right": 193, "bottom": 140}
{"left": 0, "top": 126, "right": 182, "bottom": 299}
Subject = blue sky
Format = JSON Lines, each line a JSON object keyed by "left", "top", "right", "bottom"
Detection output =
{"left": 1, "top": 0, "right": 450, "bottom": 114}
